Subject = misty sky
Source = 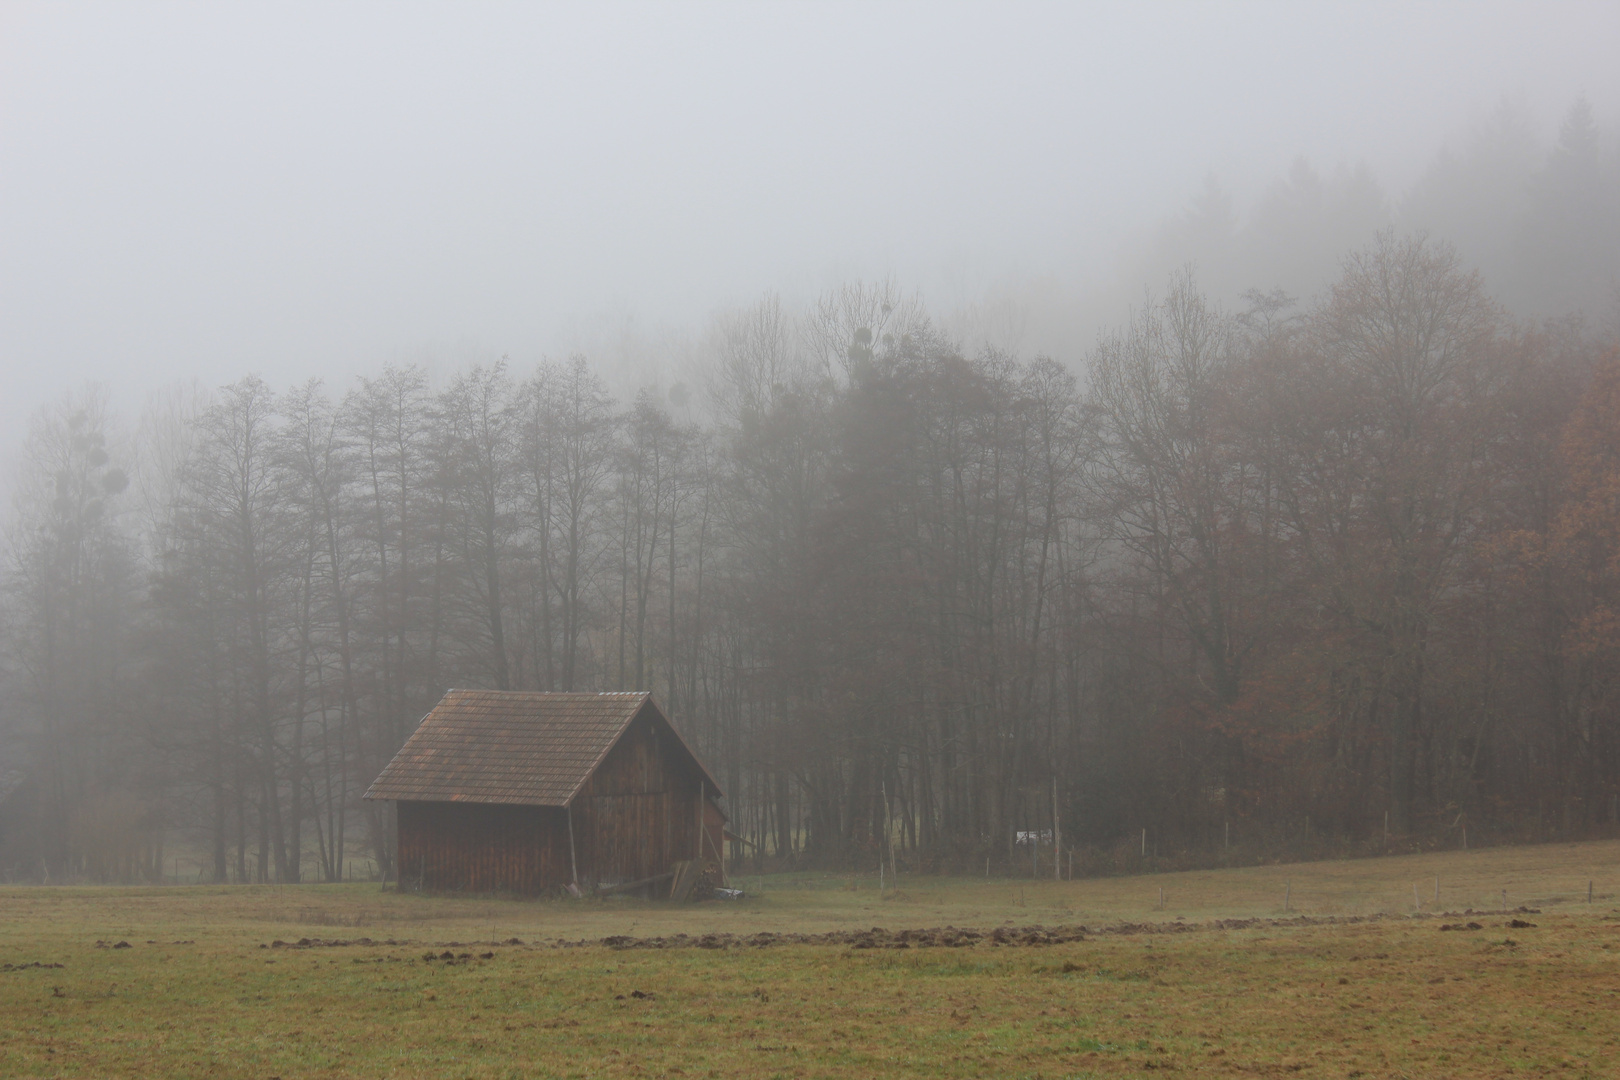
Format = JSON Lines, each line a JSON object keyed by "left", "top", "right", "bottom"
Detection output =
{"left": 3, "top": 1, "right": 1617, "bottom": 455}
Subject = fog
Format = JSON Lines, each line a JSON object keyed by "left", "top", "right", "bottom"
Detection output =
{"left": 3, "top": 1, "right": 1616, "bottom": 448}
{"left": 9, "top": 1, "right": 1620, "bottom": 888}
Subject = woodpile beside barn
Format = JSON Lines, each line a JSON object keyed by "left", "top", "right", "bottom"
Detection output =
{"left": 364, "top": 690, "right": 725, "bottom": 897}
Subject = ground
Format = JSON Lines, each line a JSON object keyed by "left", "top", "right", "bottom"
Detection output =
{"left": 1, "top": 840, "right": 1617, "bottom": 1078}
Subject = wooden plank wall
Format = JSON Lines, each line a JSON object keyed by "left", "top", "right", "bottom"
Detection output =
{"left": 703, "top": 799, "right": 726, "bottom": 872}
{"left": 397, "top": 801, "right": 571, "bottom": 895}
{"left": 571, "top": 707, "right": 717, "bottom": 889}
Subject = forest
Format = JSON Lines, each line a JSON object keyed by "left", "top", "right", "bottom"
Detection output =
{"left": 3, "top": 101, "right": 1619, "bottom": 884}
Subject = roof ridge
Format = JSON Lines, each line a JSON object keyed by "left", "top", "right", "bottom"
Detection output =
{"left": 446, "top": 688, "right": 648, "bottom": 695}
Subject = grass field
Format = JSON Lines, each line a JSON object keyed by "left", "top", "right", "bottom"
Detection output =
{"left": 2, "top": 840, "right": 1617, "bottom": 1078}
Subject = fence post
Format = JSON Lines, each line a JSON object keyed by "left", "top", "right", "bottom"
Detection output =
{"left": 1053, "top": 777, "right": 1061, "bottom": 882}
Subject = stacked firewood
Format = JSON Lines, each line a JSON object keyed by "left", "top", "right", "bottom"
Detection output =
{"left": 690, "top": 861, "right": 723, "bottom": 902}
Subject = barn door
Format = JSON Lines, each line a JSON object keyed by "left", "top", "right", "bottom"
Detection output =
{"left": 589, "top": 792, "right": 668, "bottom": 886}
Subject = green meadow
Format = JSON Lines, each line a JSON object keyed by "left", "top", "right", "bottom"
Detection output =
{"left": 2, "top": 840, "right": 1616, "bottom": 1078}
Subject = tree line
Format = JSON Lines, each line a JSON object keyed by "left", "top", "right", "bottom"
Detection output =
{"left": 4, "top": 232, "right": 1619, "bottom": 883}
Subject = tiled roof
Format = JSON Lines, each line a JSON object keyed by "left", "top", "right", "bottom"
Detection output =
{"left": 364, "top": 690, "right": 718, "bottom": 806}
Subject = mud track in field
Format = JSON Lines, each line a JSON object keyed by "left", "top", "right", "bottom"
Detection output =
{"left": 252, "top": 906, "right": 1541, "bottom": 953}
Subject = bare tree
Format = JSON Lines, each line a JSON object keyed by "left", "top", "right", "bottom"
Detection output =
{"left": 2, "top": 389, "right": 146, "bottom": 879}
{"left": 437, "top": 363, "right": 519, "bottom": 690}
{"left": 1279, "top": 233, "right": 1508, "bottom": 832}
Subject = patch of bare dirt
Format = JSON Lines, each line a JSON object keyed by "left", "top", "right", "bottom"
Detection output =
{"left": 263, "top": 936, "right": 525, "bottom": 950}
{"left": 597, "top": 925, "right": 1087, "bottom": 950}
{"left": 252, "top": 907, "right": 1555, "bottom": 953}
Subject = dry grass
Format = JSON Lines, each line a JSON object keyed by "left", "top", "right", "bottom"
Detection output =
{"left": 1, "top": 840, "right": 1617, "bottom": 1077}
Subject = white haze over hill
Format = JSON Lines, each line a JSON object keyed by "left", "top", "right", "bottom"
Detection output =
{"left": 2, "top": 0, "right": 1618, "bottom": 463}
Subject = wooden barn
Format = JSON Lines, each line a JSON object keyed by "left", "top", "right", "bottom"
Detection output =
{"left": 364, "top": 690, "right": 725, "bottom": 896}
